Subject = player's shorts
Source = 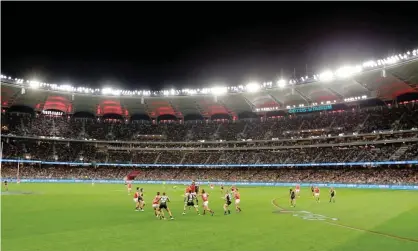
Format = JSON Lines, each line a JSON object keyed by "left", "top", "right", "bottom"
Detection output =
{"left": 191, "top": 192, "right": 197, "bottom": 196}
{"left": 226, "top": 201, "right": 232, "bottom": 206}
{"left": 159, "top": 204, "right": 167, "bottom": 209}
{"left": 203, "top": 201, "right": 209, "bottom": 207}
{"left": 314, "top": 193, "right": 320, "bottom": 197}
{"left": 291, "top": 196, "right": 295, "bottom": 200}
{"left": 330, "top": 193, "right": 335, "bottom": 197}
{"left": 133, "top": 198, "right": 138, "bottom": 203}
{"left": 187, "top": 202, "right": 195, "bottom": 207}
{"left": 295, "top": 189, "right": 300, "bottom": 193}
{"left": 152, "top": 204, "right": 159, "bottom": 209}
{"left": 235, "top": 199, "right": 240, "bottom": 204}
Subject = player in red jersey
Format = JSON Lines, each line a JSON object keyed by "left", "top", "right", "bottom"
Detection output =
{"left": 314, "top": 187, "right": 320, "bottom": 203}
{"left": 295, "top": 184, "right": 301, "bottom": 197}
{"left": 127, "top": 180, "right": 132, "bottom": 194}
{"left": 152, "top": 192, "right": 161, "bottom": 217}
{"left": 234, "top": 188, "right": 242, "bottom": 212}
{"left": 190, "top": 181, "right": 196, "bottom": 196}
{"left": 201, "top": 189, "right": 214, "bottom": 216}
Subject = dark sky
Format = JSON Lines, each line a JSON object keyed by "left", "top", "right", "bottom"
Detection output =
{"left": 2, "top": 2, "right": 418, "bottom": 90}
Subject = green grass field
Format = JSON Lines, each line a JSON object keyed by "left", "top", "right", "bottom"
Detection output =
{"left": 1, "top": 183, "right": 418, "bottom": 251}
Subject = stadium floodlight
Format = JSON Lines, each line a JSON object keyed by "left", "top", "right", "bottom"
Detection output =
{"left": 102, "top": 88, "right": 121, "bottom": 95}
{"left": 318, "top": 70, "right": 334, "bottom": 82}
{"left": 102, "top": 88, "right": 113, "bottom": 95}
{"left": 246, "top": 82, "right": 260, "bottom": 93}
{"left": 29, "top": 80, "right": 40, "bottom": 89}
{"left": 335, "top": 65, "right": 362, "bottom": 78}
{"left": 59, "top": 84, "right": 73, "bottom": 92}
{"left": 211, "top": 86, "right": 227, "bottom": 95}
{"left": 277, "top": 79, "right": 286, "bottom": 88}
{"left": 362, "top": 60, "right": 377, "bottom": 68}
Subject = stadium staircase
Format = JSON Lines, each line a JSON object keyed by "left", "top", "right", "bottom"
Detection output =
{"left": 312, "top": 152, "right": 322, "bottom": 163}
{"left": 168, "top": 101, "right": 183, "bottom": 118}
{"left": 390, "top": 146, "right": 410, "bottom": 160}
{"left": 194, "top": 101, "right": 209, "bottom": 118}
{"left": 391, "top": 112, "right": 405, "bottom": 131}
{"left": 355, "top": 114, "right": 370, "bottom": 132}
{"left": 328, "top": 117, "right": 336, "bottom": 129}
{"left": 298, "top": 120, "right": 305, "bottom": 130}
{"left": 204, "top": 155, "right": 211, "bottom": 164}
{"left": 179, "top": 153, "right": 187, "bottom": 164}
{"left": 20, "top": 118, "right": 27, "bottom": 136}
{"left": 153, "top": 153, "right": 161, "bottom": 164}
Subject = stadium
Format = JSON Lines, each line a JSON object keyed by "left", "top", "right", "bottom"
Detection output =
{"left": 1, "top": 47, "right": 418, "bottom": 251}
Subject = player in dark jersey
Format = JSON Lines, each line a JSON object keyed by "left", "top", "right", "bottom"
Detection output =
{"left": 329, "top": 188, "right": 336, "bottom": 203}
{"left": 220, "top": 184, "right": 224, "bottom": 194}
{"left": 138, "top": 188, "right": 145, "bottom": 211}
{"left": 311, "top": 185, "right": 315, "bottom": 197}
{"left": 289, "top": 189, "right": 296, "bottom": 207}
{"left": 4, "top": 181, "right": 8, "bottom": 191}
{"left": 223, "top": 190, "right": 232, "bottom": 215}
{"left": 183, "top": 192, "right": 200, "bottom": 215}
{"left": 194, "top": 184, "right": 200, "bottom": 205}
{"left": 157, "top": 192, "right": 174, "bottom": 220}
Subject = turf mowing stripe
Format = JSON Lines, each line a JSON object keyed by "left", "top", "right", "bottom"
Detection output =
{"left": 271, "top": 197, "right": 418, "bottom": 244}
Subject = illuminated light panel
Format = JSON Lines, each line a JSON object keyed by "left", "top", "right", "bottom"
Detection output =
{"left": 319, "top": 70, "right": 334, "bottom": 82}
{"left": 211, "top": 86, "right": 227, "bottom": 95}
{"left": 246, "top": 82, "right": 260, "bottom": 93}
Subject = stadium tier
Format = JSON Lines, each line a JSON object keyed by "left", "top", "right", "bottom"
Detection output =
{"left": 1, "top": 58, "right": 418, "bottom": 182}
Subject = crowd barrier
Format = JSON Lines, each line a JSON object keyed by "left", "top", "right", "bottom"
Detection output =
{"left": 3, "top": 178, "right": 418, "bottom": 190}
{"left": 1, "top": 159, "right": 418, "bottom": 167}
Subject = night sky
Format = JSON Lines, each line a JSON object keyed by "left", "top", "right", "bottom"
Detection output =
{"left": 2, "top": 2, "right": 418, "bottom": 90}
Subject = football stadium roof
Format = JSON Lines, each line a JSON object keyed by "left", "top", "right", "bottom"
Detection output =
{"left": 1, "top": 49, "right": 418, "bottom": 119}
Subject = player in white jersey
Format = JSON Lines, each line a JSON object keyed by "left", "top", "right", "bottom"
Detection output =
{"left": 183, "top": 192, "right": 200, "bottom": 215}
{"left": 157, "top": 192, "right": 174, "bottom": 220}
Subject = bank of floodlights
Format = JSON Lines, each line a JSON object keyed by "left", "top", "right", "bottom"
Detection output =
{"left": 1, "top": 47, "right": 417, "bottom": 97}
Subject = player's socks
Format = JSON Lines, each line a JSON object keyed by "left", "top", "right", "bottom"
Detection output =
{"left": 228, "top": 210, "right": 231, "bottom": 214}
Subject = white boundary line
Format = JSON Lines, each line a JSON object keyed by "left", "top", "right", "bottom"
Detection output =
{"left": 271, "top": 197, "right": 418, "bottom": 244}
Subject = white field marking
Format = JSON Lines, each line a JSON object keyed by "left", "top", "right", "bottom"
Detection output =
{"left": 325, "top": 222, "right": 364, "bottom": 233}
{"left": 272, "top": 198, "right": 418, "bottom": 243}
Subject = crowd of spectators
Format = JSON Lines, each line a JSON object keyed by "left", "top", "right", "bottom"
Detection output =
{"left": 2, "top": 138, "right": 418, "bottom": 164}
{"left": 2, "top": 104, "right": 418, "bottom": 185}
{"left": 2, "top": 105, "right": 418, "bottom": 142}
{"left": 1, "top": 164, "right": 417, "bottom": 185}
